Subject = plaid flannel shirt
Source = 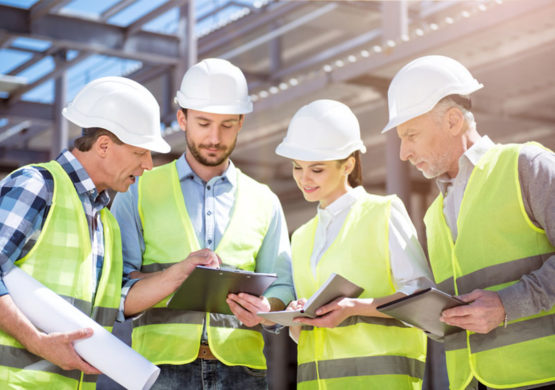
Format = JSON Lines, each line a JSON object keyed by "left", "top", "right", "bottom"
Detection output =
{"left": 0, "top": 149, "right": 110, "bottom": 297}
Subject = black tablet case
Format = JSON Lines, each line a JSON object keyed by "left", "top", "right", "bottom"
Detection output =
{"left": 377, "top": 287, "right": 466, "bottom": 337}
{"left": 167, "top": 266, "right": 277, "bottom": 314}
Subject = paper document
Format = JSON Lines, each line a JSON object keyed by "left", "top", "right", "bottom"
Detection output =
{"left": 167, "top": 265, "right": 277, "bottom": 314}
{"left": 376, "top": 287, "right": 466, "bottom": 337}
{"left": 4, "top": 266, "right": 159, "bottom": 390}
{"left": 257, "top": 273, "right": 363, "bottom": 327}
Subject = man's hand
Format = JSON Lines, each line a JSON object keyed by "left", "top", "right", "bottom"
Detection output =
{"left": 167, "top": 249, "right": 221, "bottom": 286}
{"left": 227, "top": 293, "right": 271, "bottom": 327}
{"left": 0, "top": 294, "right": 100, "bottom": 374}
{"left": 293, "top": 297, "right": 355, "bottom": 328}
{"left": 125, "top": 248, "right": 221, "bottom": 316}
{"left": 440, "top": 289, "right": 506, "bottom": 334}
{"left": 29, "top": 328, "right": 100, "bottom": 374}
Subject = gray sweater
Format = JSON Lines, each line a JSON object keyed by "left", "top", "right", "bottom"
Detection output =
{"left": 436, "top": 137, "right": 554, "bottom": 321}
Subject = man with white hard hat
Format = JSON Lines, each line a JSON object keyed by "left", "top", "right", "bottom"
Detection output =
{"left": 382, "top": 55, "right": 555, "bottom": 390}
{"left": 0, "top": 76, "right": 170, "bottom": 388}
{"left": 111, "top": 58, "right": 295, "bottom": 389}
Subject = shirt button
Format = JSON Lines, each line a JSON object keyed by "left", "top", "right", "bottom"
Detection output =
{"left": 207, "top": 211, "right": 212, "bottom": 216}
{"left": 207, "top": 185, "right": 211, "bottom": 190}
{"left": 208, "top": 239, "right": 212, "bottom": 245}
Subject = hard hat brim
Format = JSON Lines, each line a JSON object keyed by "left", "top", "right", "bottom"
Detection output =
{"left": 63, "top": 108, "right": 171, "bottom": 154}
{"left": 175, "top": 93, "right": 253, "bottom": 115}
{"left": 382, "top": 79, "right": 484, "bottom": 133}
{"left": 275, "top": 142, "right": 366, "bottom": 162}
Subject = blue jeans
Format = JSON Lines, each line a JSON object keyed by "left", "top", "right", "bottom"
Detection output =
{"left": 151, "top": 359, "right": 268, "bottom": 390}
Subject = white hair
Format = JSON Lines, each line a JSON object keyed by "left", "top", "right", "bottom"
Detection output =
{"left": 431, "top": 95, "right": 476, "bottom": 132}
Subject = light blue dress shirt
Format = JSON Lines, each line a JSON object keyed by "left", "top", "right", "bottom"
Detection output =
{"left": 111, "top": 154, "right": 295, "bottom": 316}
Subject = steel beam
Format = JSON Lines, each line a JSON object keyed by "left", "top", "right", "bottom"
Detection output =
{"left": 8, "top": 51, "right": 92, "bottom": 103}
{"left": 0, "top": 148, "right": 50, "bottom": 167}
{"left": 127, "top": 0, "right": 188, "bottom": 35}
{"left": 198, "top": 1, "right": 252, "bottom": 22}
{"left": 252, "top": 0, "right": 554, "bottom": 113}
{"left": 269, "top": 21, "right": 282, "bottom": 77}
{"left": 100, "top": 0, "right": 136, "bottom": 22}
{"left": 0, "top": 124, "right": 48, "bottom": 148}
{"left": 30, "top": 0, "right": 72, "bottom": 22}
{"left": 331, "top": 0, "right": 554, "bottom": 84}
{"left": 0, "top": 120, "right": 31, "bottom": 143}
{"left": 51, "top": 50, "right": 68, "bottom": 159}
{"left": 7, "top": 44, "right": 58, "bottom": 76}
{"left": 382, "top": 1, "right": 411, "bottom": 208}
{"left": 219, "top": 3, "right": 337, "bottom": 60}
{"left": 271, "top": 27, "right": 382, "bottom": 81}
{"left": 0, "top": 2, "right": 307, "bottom": 70}
{"left": 198, "top": 2, "right": 307, "bottom": 54}
{"left": 0, "top": 5, "right": 180, "bottom": 64}
{"left": 0, "top": 100, "right": 54, "bottom": 123}
{"left": 186, "top": 0, "right": 197, "bottom": 68}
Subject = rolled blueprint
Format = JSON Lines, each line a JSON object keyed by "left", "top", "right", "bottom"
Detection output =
{"left": 4, "top": 266, "right": 160, "bottom": 390}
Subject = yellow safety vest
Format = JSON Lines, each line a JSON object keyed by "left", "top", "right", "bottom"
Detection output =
{"left": 292, "top": 192, "right": 427, "bottom": 390}
{"left": 424, "top": 143, "right": 555, "bottom": 390}
{"left": 133, "top": 161, "right": 275, "bottom": 368}
{"left": 0, "top": 161, "right": 122, "bottom": 390}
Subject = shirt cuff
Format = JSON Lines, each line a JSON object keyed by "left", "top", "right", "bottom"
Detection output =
{"left": 117, "top": 278, "right": 141, "bottom": 322}
{"left": 262, "top": 323, "right": 284, "bottom": 334}
{"left": 0, "top": 257, "right": 14, "bottom": 296}
{"left": 497, "top": 284, "right": 527, "bottom": 322}
{"left": 0, "top": 280, "right": 8, "bottom": 296}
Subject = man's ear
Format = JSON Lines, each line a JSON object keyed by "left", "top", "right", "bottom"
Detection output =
{"left": 446, "top": 107, "right": 465, "bottom": 136}
{"left": 94, "top": 135, "right": 111, "bottom": 157}
{"left": 176, "top": 110, "right": 187, "bottom": 132}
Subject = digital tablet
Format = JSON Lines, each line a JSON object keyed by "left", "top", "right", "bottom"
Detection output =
{"left": 257, "top": 273, "right": 363, "bottom": 327}
{"left": 167, "top": 266, "right": 277, "bottom": 314}
{"left": 376, "top": 287, "right": 466, "bottom": 337}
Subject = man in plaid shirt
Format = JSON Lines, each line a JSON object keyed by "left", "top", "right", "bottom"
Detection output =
{"left": 0, "top": 76, "right": 170, "bottom": 388}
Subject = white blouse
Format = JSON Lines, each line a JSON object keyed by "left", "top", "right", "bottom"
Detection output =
{"left": 310, "top": 186, "right": 432, "bottom": 295}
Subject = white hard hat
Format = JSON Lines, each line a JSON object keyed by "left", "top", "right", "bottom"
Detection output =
{"left": 381, "top": 55, "right": 483, "bottom": 133}
{"left": 175, "top": 58, "right": 253, "bottom": 114}
{"left": 276, "top": 99, "right": 366, "bottom": 161}
{"left": 63, "top": 76, "right": 170, "bottom": 153}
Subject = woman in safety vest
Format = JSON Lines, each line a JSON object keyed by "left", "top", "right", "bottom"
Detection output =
{"left": 275, "top": 99, "right": 432, "bottom": 389}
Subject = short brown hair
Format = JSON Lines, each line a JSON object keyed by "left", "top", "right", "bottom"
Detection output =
{"left": 73, "top": 128, "right": 123, "bottom": 151}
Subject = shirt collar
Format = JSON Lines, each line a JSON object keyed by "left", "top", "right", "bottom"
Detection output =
{"left": 464, "top": 135, "right": 495, "bottom": 166}
{"left": 56, "top": 149, "right": 110, "bottom": 207}
{"left": 176, "top": 153, "right": 236, "bottom": 187}
{"left": 435, "top": 135, "right": 495, "bottom": 195}
{"left": 317, "top": 186, "right": 365, "bottom": 219}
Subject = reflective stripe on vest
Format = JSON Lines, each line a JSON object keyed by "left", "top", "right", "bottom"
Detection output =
{"left": 297, "top": 355, "right": 426, "bottom": 383}
{"left": 0, "top": 160, "right": 122, "bottom": 389}
{"left": 292, "top": 193, "right": 427, "bottom": 388}
{"left": 424, "top": 143, "right": 555, "bottom": 390}
{"left": 134, "top": 161, "right": 274, "bottom": 367}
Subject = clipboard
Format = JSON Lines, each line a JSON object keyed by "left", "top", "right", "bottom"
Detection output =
{"left": 376, "top": 287, "right": 466, "bottom": 337}
{"left": 257, "top": 273, "right": 363, "bottom": 327}
{"left": 166, "top": 266, "right": 277, "bottom": 314}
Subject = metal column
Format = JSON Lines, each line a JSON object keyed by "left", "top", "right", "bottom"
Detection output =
{"left": 174, "top": 1, "right": 197, "bottom": 105}
{"left": 51, "top": 50, "right": 68, "bottom": 159}
{"left": 186, "top": 0, "right": 197, "bottom": 69}
{"left": 382, "top": 1, "right": 411, "bottom": 208}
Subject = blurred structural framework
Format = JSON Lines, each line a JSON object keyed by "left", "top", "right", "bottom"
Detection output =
{"left": 1, "top": 1, "right": 555, "bottom": 389}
